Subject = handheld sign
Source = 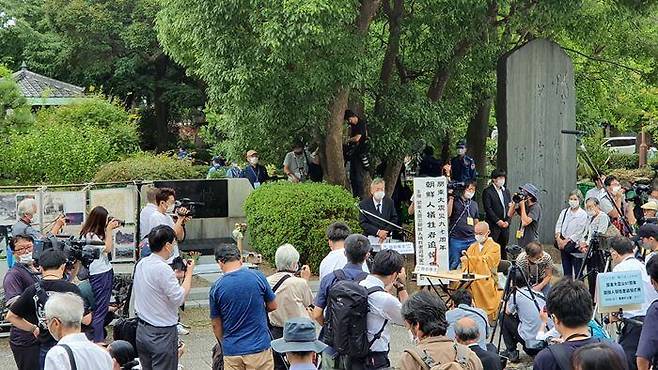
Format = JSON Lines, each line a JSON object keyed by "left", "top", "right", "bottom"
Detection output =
{"left": 596, "top": 270, "right": 645, "bottom": 313}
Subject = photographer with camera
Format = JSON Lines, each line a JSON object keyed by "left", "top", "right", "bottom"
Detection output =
{"left": 554, "top": 190, "right": 588, "bottom": 278}
{"left": 516, "top": 242, "right": 553, "bottom": 297}
{"left": 598, "top": 176, "right": 635, "bottom": 235}
{"left": 147, "top": 188, "right": 190, "bottom": 263}
{"left": 6, "top": 248, "right": 91, "bottom": 369}
{"left": 608, "top": 236, "right": 658, "bottom": 370}
{"left": 507, "top": 183, "right": 541, "bottom": 248}
{"left": 78, "top": 206, "right": 121, "bottom": 343}
{"left": 448, "top": 179, "right": 479, "bottom": 270}
{"left": 13, "top": 198, "right": 66, "bottom": 261}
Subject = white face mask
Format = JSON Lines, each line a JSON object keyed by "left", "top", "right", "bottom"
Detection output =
{"left": 496, "top": 178, "right": 505, "bottom": 188}
{"left": 249, "top": 157, "right": 259, "bottom": 165}
{"left": 464, "top": 191, "right": 475, "bottom": 200}
{"left": 166, "top": 203, "right": 175, "bottom": 213}
{"left": 374, "top": 191, "right": 385, "bottom": 201}
{"left": 568, "top": 200, "right": 580, "bottom": 209}
{"left": 18, "top": 252, "right": 33, "bottom": 264}
{"left": 612, "top": 185, "right": 622, "bottom": 194}
{"left": 408, "top": 329, "right": 419, "bottom": 345}
{"left": 587, "top": 210, "right": 596, "bottom": 217}
{"left": 475, "top": 235, "right": 487, "bottom": 244}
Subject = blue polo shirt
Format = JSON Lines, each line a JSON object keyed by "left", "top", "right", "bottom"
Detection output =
{"left": 314, "top": 263, "right": 368, "bottom": 309}
{"left": 209, "top": 268, "right": 276, "bottom": 356}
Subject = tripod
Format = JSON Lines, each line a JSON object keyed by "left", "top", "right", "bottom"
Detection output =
{"left": 576, "top": 238, "right": 613, "bottom": 300}
{"left": 490, "top": 260, "right": 544, "bottom": 357}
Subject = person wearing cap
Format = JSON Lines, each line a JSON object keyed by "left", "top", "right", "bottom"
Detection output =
{"left": 3, "top": 234, "right": 40, "bottom": 370}
{"left": 242, "top": 149, "right": 269, "bottom": 188}
{"left": 271, "top": 318, "right": 327, "bottom": 370}
{"left": 640, "top": 201, "right": 658, "bottom": 225}
{"left": 207, "top": 155, "right": 226, "bottom": 179}
{"left": 283, "top": 140, "right": 316, "bottom": 183}
{"left": 450, "top": 141, "right": 477, "bottom": 183}
{"left": 638, "top": 223, "right": 658, "bottom": 265}
{"left": 482, "top": 169, "right": 511, "bottom": 259}
{"left": 344, "top": 109, "right": 369, "bottom": 198}
{"left": 507, "top": 183, "right": 542, "bottom": 248}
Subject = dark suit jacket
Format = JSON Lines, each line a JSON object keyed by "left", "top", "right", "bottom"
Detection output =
{"left": 469, "top": 344, "right": 502, "bottom": 370}
{"left": 359, "top": 197, "right": 399, "bottom": 237}
{"left": 482, "top": 184, "right": 511, "bottom": 226}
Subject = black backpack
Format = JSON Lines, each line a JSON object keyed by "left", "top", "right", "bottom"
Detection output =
{"left": 323, "top": 270, "right": 386, "bottom": 359}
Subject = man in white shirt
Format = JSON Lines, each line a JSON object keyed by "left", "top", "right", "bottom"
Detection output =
{"left": 609, "top": 236, "right": 658, "bottom": 370}
{"left": 638, "top": 223, "right": 658, "bottom": 264}
{"left": 146, "top": 187, "right": 190, "bottom": 263}
{"left": 585, "top": 175, "right": 604, "bottom": 202}
{"left": 133, "top": 225, "right": 196, "bottom": 370}
{"left": 319, "top": 222, "right": 368, "bottom": 281}
{"left": 44, "top": 292, "right": 113, "bottom": 370}
{"left": 359, "top": 249, "right": 408, "bottom": 368}
{"left": 139, "top": 187, "right": 159, "bottom": 251}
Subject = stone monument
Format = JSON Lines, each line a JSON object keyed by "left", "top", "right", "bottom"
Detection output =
{"left": 496, "top": 38, "right": 577, "bottom": 245}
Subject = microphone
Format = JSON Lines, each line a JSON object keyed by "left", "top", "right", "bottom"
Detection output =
{"left": 560, "top": 129, "right": 587, "bottom": 136}
{"left": 461, "top": 250, "right": 475, "bottom": 279}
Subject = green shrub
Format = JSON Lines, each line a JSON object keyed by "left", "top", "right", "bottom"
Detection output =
{"left": 93, "top": 153, "right": 208, "bottom": 182}
{"left": 608, "top": 152, "right": 639, "bottom": 169}
{"left": 244, "top": 182, "right": 361, "bottom": 272}
{"left": 0, "top": 97, "right": 139, "bottom": 184}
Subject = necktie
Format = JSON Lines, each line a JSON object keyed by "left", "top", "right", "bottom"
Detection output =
{"left": 376, "top": 204, "right": 381, "bottom": 213}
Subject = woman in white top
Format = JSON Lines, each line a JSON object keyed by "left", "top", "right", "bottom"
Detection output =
{"left": 579, "top": 197, "right": 611, "bottom": 297}
{"left": 554, "top": 190, "right": 588, "bottom": 278}
{"left": 80, "top": 206, "right": 120, "bottom": 343}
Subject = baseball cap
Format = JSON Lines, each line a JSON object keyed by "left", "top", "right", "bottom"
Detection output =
{"left": 246, "top": 150, "right": 258, "bottom": 158}
{"left": 641, "top": 201, "right": 658, "bottom": 211}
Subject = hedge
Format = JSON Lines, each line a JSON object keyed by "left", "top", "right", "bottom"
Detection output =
{"left": 93, "top": 153, "right": 207, "bottom": 182}
{"left": 244, "top": 182, "right": 361, "bottom": 272}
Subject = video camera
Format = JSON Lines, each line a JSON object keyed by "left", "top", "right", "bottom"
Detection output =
{"left": 505, "top": 244, "right": 523, "bottom": 259}
{"left": 42, "top": 236, "right": 104, "bottom": 268}
{"left": 174, "top": 198, "right": 204, "bottom": 218}
{"left": 588, "top": 232, "right": 611, "bottom": 252}
{"left": 625, "top": 180, "right": 652, "bottom": 204}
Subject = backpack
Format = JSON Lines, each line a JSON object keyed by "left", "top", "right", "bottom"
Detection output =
{"left": 404, "top": 343, "right": 476, "bottom": 370}
{"left": 548, "top": 338, "right": 604, "bottom": 370}
{"left": 323, "top": 269, "right": 386, "bottom": 359}
{"left": 113, "top": 317, "right": 138, "bottom": 351}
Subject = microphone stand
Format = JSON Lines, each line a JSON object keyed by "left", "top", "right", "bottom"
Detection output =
{"left": 461, "top": 251, "right": 475, "bottom": 279}
{"left": 358, "top": 208, "right": 414, "bottom": 240}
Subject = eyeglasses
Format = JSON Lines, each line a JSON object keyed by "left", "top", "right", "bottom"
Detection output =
{"left": 13, "top": 243, "right": 33, "bottom": 253}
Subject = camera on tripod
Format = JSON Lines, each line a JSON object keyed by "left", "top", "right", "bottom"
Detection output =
{"left": 43, "top": 236, "right": 103, "bottom": 268}
{"left": 505, "top": 244, "right": 523, "bottom": 259}
{"left": 588, "top": 232, "right": 611, "bottom": 252}
{"left": 174, "top": 198, "right": 204, "bottom": 218}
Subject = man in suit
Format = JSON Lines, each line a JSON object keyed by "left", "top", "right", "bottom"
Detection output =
{"left": 359, "top": 178, "right": 399, "bottom": 242}
{"left": 455, "top": 317, "right": 502, "bottom": 370}
{"left": 482, "top": 169, "right": 511, "bottom": 260}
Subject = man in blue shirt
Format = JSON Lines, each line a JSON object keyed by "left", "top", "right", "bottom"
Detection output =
{"left": 242, "top": 150, "right": 269, "bottom": 188}
{"left": 445, "top": 289, "right": 490, "bottom": 351}
{"left": 450, "top": 141, "right": 477, "bottom": 182}
{"left": 311, "top": 234, "right": 371, "bottom": 369}
{"left": 209, "top": 245, "right": 277, "bottom": 369}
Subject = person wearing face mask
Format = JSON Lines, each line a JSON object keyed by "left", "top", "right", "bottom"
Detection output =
{"left": 359, "top": 178, "right": 399, "bottom": 243}
{"left": 242, "top": 149, "right": 270, "bottom": 188}
{"left": 284, "top": 139, "right": 317, "bottom": 183}
{"left": 608, "top": 236, "right": 658, "bottom": 370}
{"left": 637, "top": 223, "right": 658, "bottom": 265}
{"left": 579, "top": 197, "right": 611, "bottom": 296}
{"left": 460, "top": 222, "right": 501, "bottom": 320}
{"left": 43, "top": 292, "right": 113, "bottom": 370}
{"left": 639, "top": 200, "right": 658, "bottom": 225}
{"left": 508, "top": 183, "right": 542, "bottom": 248}
{"left": 482, "top": 169, "right": 511, "bottom": 260}
{"left": 3, "top": 235, "right": 40, "bottom": 370}
{"left": 554, "top": 190, "right": 588, "bottom": 278}
{"left": 12, "top": 198, "right": 66, "bottom": 264}
{"left": 448, "top": 179, "right": 479, "bottom": 270}
{"left": 6, "top": 248, "right": 92, "bottom": 370}
{"left": 598, "top": 175, "right": 635, "bottom": 235}
{"left": 450, "top": 140, "right": 477, "bottom": 182}
{"left": 146, "top": 188, "right": 189, "bottom": 263}
{"left": 400, "top": 291, "right": 483, "bottom": 370}
{"left": 133, "top": 225, "right": 196, "bottom": 370}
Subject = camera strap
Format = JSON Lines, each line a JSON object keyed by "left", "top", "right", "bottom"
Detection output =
{"left": 449, "top": 199, "right": 471, "bottom": 235}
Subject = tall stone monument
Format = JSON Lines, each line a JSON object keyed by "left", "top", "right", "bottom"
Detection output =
{"left": 496, "top": 39, "right": 576, "bottom": 245}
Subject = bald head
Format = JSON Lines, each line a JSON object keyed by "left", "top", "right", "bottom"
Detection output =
{"left": 474, "top": 221, "right": 489, "bottom": 234}
{"left": 455, "top": 317, "right": 480, "bottom": 345}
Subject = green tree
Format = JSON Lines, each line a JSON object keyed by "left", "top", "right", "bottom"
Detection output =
{"left": 0, "top": 63, "right": 33, "bottom": 133}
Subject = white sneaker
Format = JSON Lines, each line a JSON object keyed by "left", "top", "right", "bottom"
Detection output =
{"left": 177, "top": 323, "right": 190, "bottom": 335}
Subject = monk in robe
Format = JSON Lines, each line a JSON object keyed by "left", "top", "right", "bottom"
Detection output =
{"left": 461, "top": 221, "right": 502, "bottom": 321}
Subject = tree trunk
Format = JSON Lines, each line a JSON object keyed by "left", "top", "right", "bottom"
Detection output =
{"left": 383, "top": 158, "right": 404, "bottom": 195}
{"left": 426, "top": 40, "right": 471, "bottom": 102}
{"left": 322, "top": 0, "right": 382, "bottom": 188}
{"left": 154, "top": 56, "right": 170, "bottom": 152}
{"left": 466, "top": 93, "right": 493, "bottom": 203}
{"left": 374, "top": 0, "right": 404, "bottom": 116}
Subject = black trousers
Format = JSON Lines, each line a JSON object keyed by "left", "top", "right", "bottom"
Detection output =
{"left": 349, "top": 158, "right": 366, "bottom": 199}
{"left": 619, "top": 317, "right": 645, "bottom": 370}
{"left": 501, "top": 314, "right": 543, "bottom": 356}
{"left": 491, "top": 225, "right": 509, "bottom": 260}
{"left": 10, "top": 342, "right": 40, "bottom": 370}
{"left": 270, "top": 326, "right": 286, "bottom": 370}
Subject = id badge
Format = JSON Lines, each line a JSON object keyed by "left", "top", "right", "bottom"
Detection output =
{"left": 516, "top": 229, "right": 524, "bottom": 239}
{"left": 467, "top": 217, "right": 474, "bottom": 226}
{"left": 254, "top": 181, "right": 261, "bottom": 189}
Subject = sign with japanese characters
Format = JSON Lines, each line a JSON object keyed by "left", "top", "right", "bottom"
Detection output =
{"left": 596, "top": 270, "right": 645, "bottom": 313}
{"left": 412, "top": 177, "right": 449, "bottom": 285}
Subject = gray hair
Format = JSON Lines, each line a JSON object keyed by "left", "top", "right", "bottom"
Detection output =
{"left": 585, "top": 197, "right": 600, "bottom": 207}
{"left": 454, "top": 318, "right": 480, "bottom": 342}
{"left": 370, "top": 178, "right": 385, "bottom": 188}
{"left": 275, "top": 243, "right": 300, "bottom": 271}
{"left": 568, "top": 189, "right": 583, "bottom": 202}
{"left": 44, "top": 292, "right": 84, "bottom": 328}
{"left": 17, "top": 198, "right": 38, "bottom": 217}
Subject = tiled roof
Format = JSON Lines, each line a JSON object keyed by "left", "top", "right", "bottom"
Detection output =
{"left": 12, "top": 65, "right": 84, "bottom": 99}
